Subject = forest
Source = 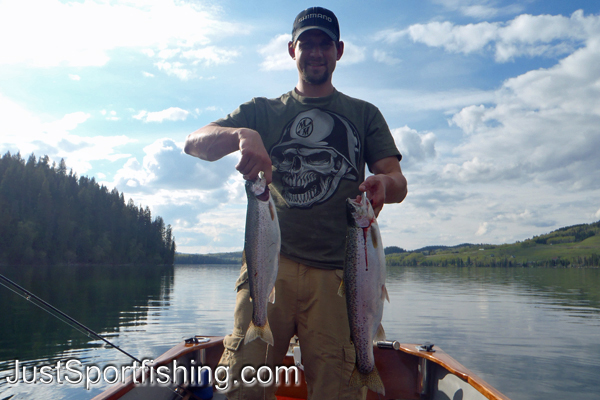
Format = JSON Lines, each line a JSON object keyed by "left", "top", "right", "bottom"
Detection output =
{"left": 0, "top": 152, "right": 175, "bottom": 265}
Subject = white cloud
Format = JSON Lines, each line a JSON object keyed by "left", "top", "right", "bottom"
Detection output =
{"left": 493, "top": 209, "right": 535, "bottom": 223}
{"left": 45, "top": 111, "right": 91, "bottom": 134}
{"left": 154, "top": 61, "right": 194, "bottom": 80}
{"left": 444, "top": 33, "right": 600, "bottom": 189}
{"left": 373, "top": 49, "right": 401, "bottom": 65}
{"left": 450, "top": 104, "right": 489, "bottom": 134}
{"left": 68, "top": 74, "right": 81, "bottom": 81}
{"left": 391, "top": 126, "right": 437, "bottom": 169}
{"left": 475, "top": 222, "right": 489, "bottom": 236}
{"left": 112, "top": 138, "right": 239, "bottom": 193}
{"left": 384, "top": 10, "right": 597, "bottom": 62}
{"left": 432, "top": 0, "right": 525, "bottom": 19}
{"left": 149, "top": 45, "right": 240, "bottom": 76}
{"left": 377, "top": 88, "right": 496, "bottom": 112}
{"left": 259, "top": 34, "right": 295, "bottom": 71}
{"left": 406, "top": 20, "right": 499, "bottom": 54}
{"left": 443, "top": 156, "right": 496, "bottom": 183}
{"left": 108, "top": 138, "right": 246, "bottom": 252}
{"left": 0, "top": 0, "right": 244, "bottom": 68}
{"left": 0, "top": 94, "right": 133, "bottom": 173}
{"left": 340, "top": 41, "right": 367, "bottom": 64}
{"left": 134, "top": 107, "right": 189, "bottom": 123}
{"left": 103, "top": 110, "right": 119, "bottom": 121}
{"left": 183, "top": 46, "right": 240, "bottom": 66}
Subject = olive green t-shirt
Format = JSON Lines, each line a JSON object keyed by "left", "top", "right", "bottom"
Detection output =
{"left": 215, "top": 89, "right": 401, "bottom": 269}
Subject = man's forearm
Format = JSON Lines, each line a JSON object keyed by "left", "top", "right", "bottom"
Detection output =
{"left": 184, "top": 123, "right": 240, "bottom": 161}
{"left": 184, "top": 123, "right": 273, "bottom": 183}
{"left": 379, "top": 171, "right": 407, "bottom": 204}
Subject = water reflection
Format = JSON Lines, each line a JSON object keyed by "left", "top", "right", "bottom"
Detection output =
{"left": 0, "top": 264, "right": 599, "bottom": 400}
{"left": 0, "top": 264, "right": 174, "bottom": 364}
{"left": 382, "top": 266, "right": 600, "bottom": 400}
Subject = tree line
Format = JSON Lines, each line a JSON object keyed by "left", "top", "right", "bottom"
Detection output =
{"left": 0, "top": 152, "right": 175, "bottom": 265}
{"left": 387, "top": 254, "right": 600, "bottom": 268}
{"left": 175, "top": 252, "right": 243, "bottom": 265}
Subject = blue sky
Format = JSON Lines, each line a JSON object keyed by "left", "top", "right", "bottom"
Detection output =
{"left": 2, "top": 0, "right": 600, "bottom": 253}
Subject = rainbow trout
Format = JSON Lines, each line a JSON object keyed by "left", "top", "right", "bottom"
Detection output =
{"left": 243, "top": 173, "right": 281, "bottom": 346}
{"left": 340, "top": 194, "right": 389, "bottom": 395}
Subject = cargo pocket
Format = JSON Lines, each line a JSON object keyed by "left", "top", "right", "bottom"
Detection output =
{"left": 234, "top": 264, "right": 248, "bottom": 292}
{"left": 220, "top": 334, "right": 244, "bottom": 368}
{"left": 232, "top": 266, "right": 253, "bottom": 337}
{"left": 342, "top": 344, "right": 356, "bottom": 385}
{"left": 335, "top": 269, "right": 344, "bottom": 280}
{"left": 335, "top": 268, "right": 345, "bottom": 297}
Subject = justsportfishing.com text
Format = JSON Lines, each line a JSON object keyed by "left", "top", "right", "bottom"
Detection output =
{"left": 3, "top": 359, "right": 302, "bottom": 391}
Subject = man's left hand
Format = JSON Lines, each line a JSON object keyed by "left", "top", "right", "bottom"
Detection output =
{"left": 360, "top": 157, "right": 408, "bottom": 217}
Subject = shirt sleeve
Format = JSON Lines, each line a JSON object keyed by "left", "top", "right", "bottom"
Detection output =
{"left": 213, "top": 99, "right": 257, "bottom": 130}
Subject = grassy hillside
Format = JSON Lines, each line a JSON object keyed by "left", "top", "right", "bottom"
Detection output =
{"left": 176, "top": 221, "right": 600, "bottom": 268}
{"left": 387, "top": 221, "right": 600, "bottom": 268}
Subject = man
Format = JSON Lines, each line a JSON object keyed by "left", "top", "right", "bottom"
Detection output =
{"left": 184, "top": 7, "right": 407, "bottom": 399}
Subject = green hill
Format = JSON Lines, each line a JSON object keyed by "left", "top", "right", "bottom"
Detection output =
{"left": 176, "top": 221, "right": 600, "bottom": 268}
{"left": 387, "top": 221, "right": 600, "bottom": 268}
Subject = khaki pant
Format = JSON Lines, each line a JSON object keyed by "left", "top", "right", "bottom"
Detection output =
{"left": 218, "top": 255, "right": 366, "bottom": 400}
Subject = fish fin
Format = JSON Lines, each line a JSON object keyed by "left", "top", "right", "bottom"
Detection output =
{"left": 268, "top": 200, "right": 276, "bottom": 221}
{"left": 269, "top": 286, "right": 276, "bottom": 304}
{"left": 374, "top": 324, "right": 386, "bottom": 342}
{"left": 337, "top": 279, "right": 346, "bottom": 297}
{"left": 349, "top": 365, "right": 385, "bottom": 395}
{"left": 244, "top": 320, "right": 274, "bottom": 346}
{"left": 382, "top": 284, "right": 390, "bottom": 303}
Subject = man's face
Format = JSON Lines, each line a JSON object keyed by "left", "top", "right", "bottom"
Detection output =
{"left": 291, "top": 30, "right": 343, "bottom": 86}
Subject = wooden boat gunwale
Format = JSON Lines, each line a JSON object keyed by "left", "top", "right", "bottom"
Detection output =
{"left": 92, "top": 335, "right": 511, "bottom": 400}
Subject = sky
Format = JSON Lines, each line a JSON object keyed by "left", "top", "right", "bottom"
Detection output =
{"left": 1, "top": 0, "right": 600, "bottom": 254}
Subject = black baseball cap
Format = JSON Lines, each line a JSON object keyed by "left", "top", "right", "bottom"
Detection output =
{"left": 292, "top": 7, "right": 340, "bottom": 43}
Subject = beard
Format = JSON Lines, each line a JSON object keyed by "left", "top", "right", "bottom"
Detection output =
{"left": 301, "top": 63, "right": 330, "bottom": 85}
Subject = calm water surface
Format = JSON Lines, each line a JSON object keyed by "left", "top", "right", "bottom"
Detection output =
{"left": 0, "top": 264, "right": 599, "bottom": 399}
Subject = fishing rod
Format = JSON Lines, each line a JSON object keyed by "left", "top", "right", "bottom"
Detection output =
{"left": 0, "top": 273, "right": 191, "bottom": 398}
{"left": 0, "top": 273, "right": 142, "bottom": 364}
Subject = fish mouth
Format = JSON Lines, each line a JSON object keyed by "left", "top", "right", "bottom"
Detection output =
{"left": 256, "top": 186, "right": 270, "bottom": 201}
{"left": 246, "top": 173, "right": 270, "bottom": 201}
{"left": 346, "top": 195, "right": 373, "bottom": 227}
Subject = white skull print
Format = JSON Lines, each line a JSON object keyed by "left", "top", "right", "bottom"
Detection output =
{"left": 270, "top": 108, "right": 360, "bottom": 208}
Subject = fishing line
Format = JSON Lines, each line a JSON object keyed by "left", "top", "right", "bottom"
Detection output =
{"left": 0, "top": 278, "right": 94, "bottom": 340}
{"left": 0, "top": 273, "right": 188, "bottom": 399}
{"left": 0, "top": 273, "right": 142, "bottom": 364}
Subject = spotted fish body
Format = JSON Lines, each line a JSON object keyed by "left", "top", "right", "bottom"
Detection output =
{"left": 243, "top": 173, "right": 281, "bottom": 346}
{"left": 342, "top": 194, "right": 389, "bottom": 395}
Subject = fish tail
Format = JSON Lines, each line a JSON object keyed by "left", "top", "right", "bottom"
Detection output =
{"left": 244, "top": 320, "right": 274, "bottom": 346}
{"left": 349, "top": 365, "right": 385, "bottom": 395}
{"left": 337, "top": 278, "right": 346, "bottom": 297}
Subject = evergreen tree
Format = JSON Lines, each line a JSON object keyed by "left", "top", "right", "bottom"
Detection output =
{"left": 0, "top": 152, "right": 176, "bottom": 265}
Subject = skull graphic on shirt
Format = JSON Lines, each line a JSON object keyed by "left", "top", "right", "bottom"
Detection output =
{"left": 270, "top": 108, "right": 361, "bottom": 208}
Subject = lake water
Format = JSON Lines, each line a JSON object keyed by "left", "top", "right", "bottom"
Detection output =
{"left": 0, "top": 264, "right": 599, "bottom": 400}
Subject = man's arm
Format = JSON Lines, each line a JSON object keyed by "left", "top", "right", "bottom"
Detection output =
{"left": 184, "top": 123, "right": 273, "bottom": 183}
{"left": 359, "top": 156, "right": 408, "bottom": 216}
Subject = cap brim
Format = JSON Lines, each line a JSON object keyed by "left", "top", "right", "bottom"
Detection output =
{"left": 293, "top": 26, "right": 338, "bottom": 43}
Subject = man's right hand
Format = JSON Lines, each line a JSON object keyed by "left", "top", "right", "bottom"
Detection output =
{"left": 236, "top": 129, "right": 272, "bottom": 184}
{"left": 185, "top": 124, "right": 273, "bottom": 184}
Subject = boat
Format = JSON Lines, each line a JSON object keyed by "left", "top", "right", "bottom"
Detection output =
{"left": 92, "top": 335, "right": 510, "bottom": 400}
